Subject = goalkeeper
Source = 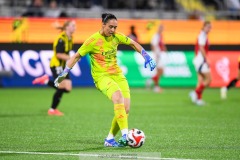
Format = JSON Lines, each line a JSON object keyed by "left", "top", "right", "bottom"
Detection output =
{"left": 55, "top": 13, "right": 156, "bottom": 147}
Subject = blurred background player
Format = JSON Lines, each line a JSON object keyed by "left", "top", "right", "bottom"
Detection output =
{"left": 146, "top": 24, "right": 167, "bottom": 93}
{"left": 220, "top": 57, "right": 240, "bottom": 99}
{"left": 53, "top": 13, "right": 156, "bottom": 147}
{"left": 128, "top": 25, "right": 138, "bottom": 42}
{"left": 32, "top": 20, "right": 76, "bottom": 116}
{"left": 12, "top": 18, "right": 28, "bottom": 43}
{"left": 189, "top": 21, "right": 212, "bottom": 106}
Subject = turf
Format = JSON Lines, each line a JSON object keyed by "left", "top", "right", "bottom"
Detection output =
{"left": 0, "top": 87, "right": 239, "bottom": 160}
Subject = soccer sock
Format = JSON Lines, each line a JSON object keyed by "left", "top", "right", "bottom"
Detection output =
{"left": 51, "top": 89, "right": 66, "bottom": 109}
{"left": 195, "top": 83, "right": 205, "bottom": 100}
{"left": 47, "top": 80, "right": 58, "bottom": 89}
{"left": 109, "top": 116, "right": 119, "bottom": 137}
{"left": 114, "top": 103, "right": 128, "bottom": 136}
{"left": 108, "top": 114, "right": 129, "bottom": 140}
{"left": 152, "top": 75, "right": 159, "bottom": 86}
{"left": 227, "top": 78, "right": 238, "bottom": 90}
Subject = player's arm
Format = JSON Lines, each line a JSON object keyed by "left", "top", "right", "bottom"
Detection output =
{"left": 162, "top": 43, "right": 167, "bottom": 52}
{"left": 129, "top": 39, "right": 156, "bottom": 71}
{"left": 66, "top": 53, "right": 81, "bottom": 68}
{"left": 56, "top": 53, "right": 70, "bottom": 61}
{"left": 199, "top": 45, "right": 207, "bottom": 60}
{"left": 54, "top": 53, "right": 81, "bottom": 87}
{"left": 198, "top": 33, "right": 207, "bottom": 62}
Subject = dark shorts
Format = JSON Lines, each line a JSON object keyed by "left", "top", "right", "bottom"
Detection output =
{"left": 50, "top": 66, "right": 70, "bottom": 80}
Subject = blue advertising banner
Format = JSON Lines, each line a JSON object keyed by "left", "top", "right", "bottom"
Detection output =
{"left": 0, "top": 50, "right": 94, "bottom": 87}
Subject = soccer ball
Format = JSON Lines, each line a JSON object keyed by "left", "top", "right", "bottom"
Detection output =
{"left": 127, "top": 128, "right": 145, "bottom": 148}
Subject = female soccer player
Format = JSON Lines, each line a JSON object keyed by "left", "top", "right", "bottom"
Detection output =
{"left": 54, "top": 13, "right": 156, "bottom": 147}
{"left": 146, "top": 24, "right": 167, "bottom": 93}
{"left": 189, "top": 21, "right": 212, "bottom": 106}
{"left": 32, "top": 20, "right": 76, "bottom": 116}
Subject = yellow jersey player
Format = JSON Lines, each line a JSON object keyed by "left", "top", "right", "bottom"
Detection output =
{"left": 221, "top": 57, "right": 240, "bottom": 99}
{"left": 54, "top": 13, "right": 156, "bottom": 147}
{"left": 32, "top": 20, "right": 76, "bottom": 116}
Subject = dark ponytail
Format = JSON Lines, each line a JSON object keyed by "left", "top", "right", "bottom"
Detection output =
{"left": 102, "top": 13, "right": 117, "bottom": 24}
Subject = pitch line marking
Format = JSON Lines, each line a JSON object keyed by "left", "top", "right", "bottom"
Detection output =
{"left": 0, "top": 150, "right": 201, "bottom": 160}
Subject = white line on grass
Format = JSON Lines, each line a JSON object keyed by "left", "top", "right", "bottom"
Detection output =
{"left": 0, "top": 151, "right": 200, "bottom": 160}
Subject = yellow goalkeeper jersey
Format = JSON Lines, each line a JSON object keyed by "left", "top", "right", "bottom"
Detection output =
{"left": 77, "top": 31, "right": 131, "bottom": 80}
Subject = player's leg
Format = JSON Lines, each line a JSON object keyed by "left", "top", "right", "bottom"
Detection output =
{"left": 48, "top": 79, "right": 71, "bottom": 116}
{"left": 106, "top": 97, "right": 129, "bottom": 146}
{"left": 114, "top": 75, "right": 130, "bottom": 146}
{"left": 111, "top": 90, "right": 128, "bottom": 146}
{"left": 227, "top": 78, "right": 238, "bottom": 90}
{"left": 152, "top": 67, "right": 163, "bottom": 93}
{"left": 221, "top": 63, "right": 240, "bottom": 99}
{"left": 194, "top": 74, "right": 204, "bottom": 103}
{"left": 227, "top": 67, "right": 240, "bottom": 90}
{"left": 152, "top": 53, "right": 164, "bottom": 93}
{"left": 190, "top": 56, "right": 201, "bottom": 103}
{"left": 48, "top": 67, "right": 72, "bottom": 116}
{"left": 33, "top": 67, "right": 60, "bottom": 89}
{"left": 195, "top": 71, "right": 211, "bottom": 105}
{"left": 95, "top": 76, "right": 128, "bottom": 147}
{"left": 190, "top": 58, "right": 211, "bottom": 105}
{"left": 95, "top": 76, "right": 122, "bottom": 147}
{"left": 32, "top": 74, "right": 53, "bottom": 86}
{"left": 107, "top": 75, "right": 130, "bottom": 146}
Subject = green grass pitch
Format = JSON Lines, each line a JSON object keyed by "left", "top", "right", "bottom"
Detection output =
{"left": 0, "top": 87, "right": 239, "bottom": 160}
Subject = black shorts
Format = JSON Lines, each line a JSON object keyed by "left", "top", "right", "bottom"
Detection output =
{"left": 50, "top": 66, "right": 70, "bottom": 80}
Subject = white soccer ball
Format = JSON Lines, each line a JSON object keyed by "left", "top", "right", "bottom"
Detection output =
{"left": 127, "top": 128, "right": 145, "bottom": 148}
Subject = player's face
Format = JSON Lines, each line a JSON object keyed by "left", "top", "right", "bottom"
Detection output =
{"left": 204, "top": 24, "right": 211, "bottom": 34}
{"left": 103, "top": 19, "right": 118, "bottom": 37}
{"left": 158, "top": 25, "right": 164, "bottom": 34}
{"left": 67, "top": 21, "right": 76, "bottom": 34}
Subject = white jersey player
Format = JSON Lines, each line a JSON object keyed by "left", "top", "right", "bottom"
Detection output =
{"left": 147, "top": 24, "right": 167, "bottom": 93}
{"left": 190, "top": 21, "right": 212, "bottom": 106}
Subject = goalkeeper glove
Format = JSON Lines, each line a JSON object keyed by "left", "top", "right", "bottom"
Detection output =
{"left": 54, "top": 66, "right": 71, "bottom": 87}
{"left": 141, "top": 49, "right": 156, "bottom": 71}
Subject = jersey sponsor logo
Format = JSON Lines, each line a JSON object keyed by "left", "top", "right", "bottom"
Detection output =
{"left": 102, "top": 49, "right": 117, "bottom": 58}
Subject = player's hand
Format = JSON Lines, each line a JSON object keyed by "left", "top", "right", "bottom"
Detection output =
{"left": 54, "top": 66, "right": 71, "bottom": 87}
{"left": 141, "top": 49, "right": 156, "bottom": 71}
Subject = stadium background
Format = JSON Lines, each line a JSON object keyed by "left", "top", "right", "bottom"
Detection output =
{"left": 0, "top": 18, "right": 240, "bottom": 88}
{"left": 1, "top": 0, "right": 240, "bottom": 88}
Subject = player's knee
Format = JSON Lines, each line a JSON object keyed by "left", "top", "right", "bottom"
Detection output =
{"left": 59, "top": 86, "right": 71, "bottom": 93}
{"left": 65, "top": 85, "right": 72, "bottom": 92}
{"left": 112, "top": 90, "right": 124, "bottom": 104}
{"left": 205, "top": 77, "right": 211, "bottom": 86}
